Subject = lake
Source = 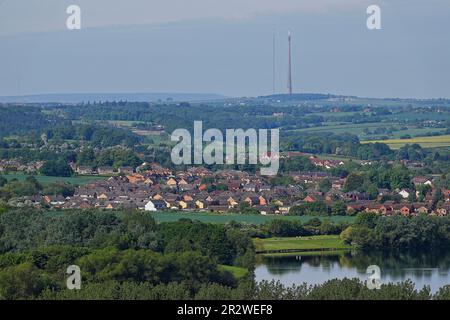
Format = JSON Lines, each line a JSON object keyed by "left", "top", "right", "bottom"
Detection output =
{"left": 255, "top": 250, "right": 450, "bottom": 293}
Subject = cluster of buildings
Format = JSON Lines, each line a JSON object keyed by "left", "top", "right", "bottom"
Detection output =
{"left": 0, "top": 159, "right": 44, "bottom": 173}
{"left": 34, "top": 163, "right": 450, "bottom": 217}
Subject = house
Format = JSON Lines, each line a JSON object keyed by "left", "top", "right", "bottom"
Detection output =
{"left": 76, "top": 166, "right": 94, "bottom": 175}
{"left": 97, "top": 166, "right": 115, "bottom": 175}
{"left": 180, "top": 183, "right": 195, "bottom": 191}
{"left": 227, "top": 181, "right": 241, "bottom": 191}
{"left": 435, "top": 204, "right": 450, "bottom": 216}
{"left": 347, "top": 203, "right": 366, "bottom": 214}
{"left": 254, "top": 205, "right": 275, "bottom": 215}
{"left": 208, "top": 205, "right": 229, "bottom": 213}
{"left": 258, "top": 196, "right": 268, "bottom": 206}
{"left": 167, "top": 177, "right": 177, "bottom": 187}
{"left": 43, "top": 195, "right": 66, "bottom": 206}
{"left": 278, "top": 206, "right": 291, "bottom": 215}
{"left": 398, "top": 189, "right": 411, "bottom": 199}
{"left": 412, "top": 176, "right": 433, "bottom": 187}
{"left": 258, "top": 184, "right": 271, "bottom": 192}
{"left": 144, "top": 178, "right": 154, "bottom": 185}
{"left": 377, "top": 189, "right": 391, "bottom": 200}
{"left": 195, "top": 200, "right": 207, "bottom": 209}
{"left": 119, "top": 166, "right": 134, "bottom": 175}
{"left": 227, "top": 197, "right": 239, "bottom": 207}
{"left": 401, "top": 205, "right": 412, "bottom": 216}
{"left": 414, "top": 204, "right": 429, "bottom": 215}
{"left": 304, "top": 195, "right": 317, "bottom": 203}
{"left": 97, "top": 193, "right": 110, "bottom": 200}
{"left": 152, "top": 193, "right": 163, "bottom": 200}
{"left": 442, "top": 189, "right": 450, "bottom": 202}
{"left": 345, "top": 191, "right": 364, "bottom": 201}
{"left": 144, "top": 200, "right": 167, "bottom": 211}
{"left": 127, "top": 174, "right": 145, "bottom": 184}
{"left": 244, "top": 196, "right": 260, "bottom": 206}
{"left": 331, "top": 179, "right": 344, "bottom": 190}
{"left": 243, "top": 184, "right": 256, "bottom": 192}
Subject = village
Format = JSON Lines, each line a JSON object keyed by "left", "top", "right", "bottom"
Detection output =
{"left": 30, "top": 158, "right": 450, "bottom": 217}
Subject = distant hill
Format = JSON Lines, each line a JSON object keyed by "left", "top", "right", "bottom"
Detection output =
{"left": 0, "top": 92, "right": 227, "bottom": 104}
{"left": 261, "top": 93, "right": 357, "bottom": 101}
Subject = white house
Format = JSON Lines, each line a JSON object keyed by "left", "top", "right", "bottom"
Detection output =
{"left": 398, "top": 189, "right": 410, "bottom": 199}
{"left": 144, "top": 200, "right": 167, "bottom": 211}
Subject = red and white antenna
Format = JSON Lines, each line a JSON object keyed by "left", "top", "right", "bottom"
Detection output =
{"left": 287, "top": 31, "right": 293, "bottom": 95}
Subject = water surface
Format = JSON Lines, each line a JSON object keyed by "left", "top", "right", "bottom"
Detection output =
{"left": 255, "top": 250, "right": 450, "bottom": 292}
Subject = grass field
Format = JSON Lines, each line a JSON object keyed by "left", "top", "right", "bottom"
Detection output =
{"left": 253, "top": 235, "right": 351, "bottom": 253}
{"left": 1, "top": 173, "right": 109, "bottom": 185}
{"left": 149, "top": 212, "right": 355, "bottom": 225}
{"left": 363, "top": 134, "right": 450, "bottom": 149}
{"left": 218, "top": 265, "right": 249, "bottom": 279}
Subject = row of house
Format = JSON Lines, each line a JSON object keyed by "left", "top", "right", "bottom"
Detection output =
{"left": 0, "top": 159, "right": 44, "bottom": 173}
{"left": 26, "top": 163, "right": 448, "bottom": 217}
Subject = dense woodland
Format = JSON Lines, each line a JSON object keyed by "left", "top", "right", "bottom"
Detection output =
{"left": 0, "top": 208, "right": 449, "bottom": 300}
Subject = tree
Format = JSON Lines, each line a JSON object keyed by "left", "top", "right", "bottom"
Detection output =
{"left": 0, "top": 175, "right": 7, "bottom": 187}
{"left": 318, "top": 178, "right": 332, "bottom": 193}
{"left": 40, "top": 160, "right": 73, "bottom": 177}
{"left": 43, "top": 182, "right": 75, "bottom": 197}
{"left": 0, "top": 262, "right": 56, "bottom": 299}
{"left": 344, "top": 173, "right": 364, "bottom": 192}
{"left": 331, "top": 201, "right": 347, "bottom": 216}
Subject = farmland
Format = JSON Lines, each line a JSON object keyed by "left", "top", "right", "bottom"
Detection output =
{"left": 363, "top": 135, "right": 450, "bottom": 149}
{"left": 149, "top": 212, "right": 355, "bottom": 225}
{"left": 1, "top": 173, "right": 109, "bottom": 186}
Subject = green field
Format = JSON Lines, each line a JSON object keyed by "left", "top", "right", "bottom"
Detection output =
{"left": 253, "top": 235, "right": 351, "bottom": 253}
{"left": 292, "top": 122, "right": 395, "bottom": 135}
{"left": 1, "top": 173, "right": 109, "bottom": 185}
{"left": 218, "top": 265, "right": 249, "bottom": 279}
{"left": 149, "top": 212, "right": 355, "bottom": 225}
{"left": 363, "top": 135, "right": 450, "bottom": 149}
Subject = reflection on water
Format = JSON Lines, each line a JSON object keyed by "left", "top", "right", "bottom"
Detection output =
{"left": 255, "top": 250, "right": 450, "bottom": 292}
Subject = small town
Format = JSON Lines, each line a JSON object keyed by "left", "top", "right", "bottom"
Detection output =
{"left": 1, "top": 0, "right": 450, "bottom": 304}
{"left": 12, "top": 158, "right": 446, "bottom": 217}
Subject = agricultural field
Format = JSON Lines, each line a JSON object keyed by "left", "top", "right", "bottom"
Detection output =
{"left": 291, "top": 122, "right": 447, "bottom": 141}
{"left": 149, "top": 212, "right": 355, "bottom": 225}
{"left": 1, "top": 173, "right": 109, "bottom": 186}
{"left": 363, "top": 135, "right": 450, "bottom": 149}
{"left": 253, "top": 235, "right": 352, "bottom": 253}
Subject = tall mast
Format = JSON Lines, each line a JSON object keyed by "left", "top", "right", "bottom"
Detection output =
{"left": 287, "top": 31, "right": 293, "bottom": 95}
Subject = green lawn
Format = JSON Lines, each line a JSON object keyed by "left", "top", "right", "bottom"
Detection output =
{"left": 149, "top": 212, "right": 355, "bottom": 225}
{"left": 218, "top": 265, "right": 249, "bottom": 279}
{"left": 1, "top": 173, "right": 109, "bottom": 186}
{"left": 253, "top": 235, "right": 352, "bottom": 253}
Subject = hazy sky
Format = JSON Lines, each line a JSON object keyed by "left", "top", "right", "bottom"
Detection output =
{"left": 0, "top": 0, "right": 449, "bottom": 98}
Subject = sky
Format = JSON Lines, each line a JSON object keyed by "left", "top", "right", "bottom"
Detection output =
{"left": 0, "top": 0, "right": 449, "bottom": 98}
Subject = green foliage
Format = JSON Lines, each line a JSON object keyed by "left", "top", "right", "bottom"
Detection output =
{"left": 331, "top": 201, "right": 347, "bottom": 216}
{"left": 343, "top": 173, "right": 364, "bottom": 192}
{"left": 346, "top": 214, "right": 450, "bottom": 250}
{"left": 289, "top": 201, "right": 330, "bottom": 216}
{"left": 40, "top": 159, "right": 73, "bottom": 177}
{"left": 42, "top": 182, "right": 75, "bottom": 197}
{"left": 0, "top": 176, "right": 43, "bottom": 200}
{"left": 159, "top": 219, "right": 235, "bottom": 265}
{"left": 318, "top": 178, "right": 332, "bottom": 193}
{"left": 0, "top": 176, "right": 7, "bottom": 187}
{"left": 0, "top": 262, "right": 57, "bottom": 300}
